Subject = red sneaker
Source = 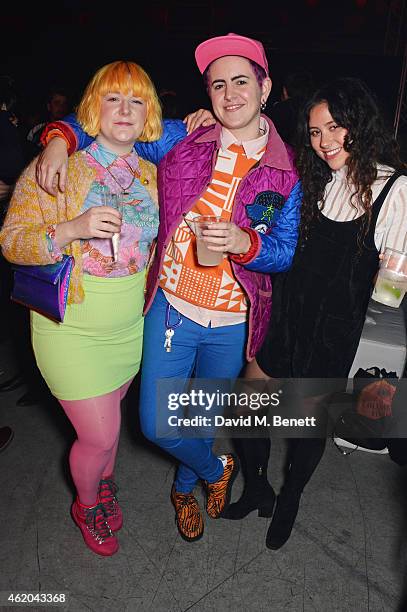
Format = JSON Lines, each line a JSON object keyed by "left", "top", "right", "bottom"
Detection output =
{"left": 71, "top": 499, "right": 119, "bottom": 556}
{"left": 99, "top": 477, "right": 123, "bottom": 531}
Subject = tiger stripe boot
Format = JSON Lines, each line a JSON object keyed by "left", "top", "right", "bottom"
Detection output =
{"left": 171, "top": 485, "right": 204, "bottom": 542}
{"left": 206, "top": 454, "right": 239, "bottom": 519}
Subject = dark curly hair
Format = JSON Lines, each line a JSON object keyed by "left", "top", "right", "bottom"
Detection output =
{"left": 296, "top": 77, "right": 405, "bottom": 247}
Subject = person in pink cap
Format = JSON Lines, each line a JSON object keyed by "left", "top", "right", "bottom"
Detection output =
{"left": 138, "top": 33, "right": 301, "bottom": 542}
{"left": 33, "top": 34, "right": 301, "bottom": 543}
{"left": 194, "top": 32, "right": 269, "bottom": 75}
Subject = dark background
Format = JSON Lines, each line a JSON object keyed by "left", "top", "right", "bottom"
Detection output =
{"left": 0, "top": 0, "right": 405, "bottom": 126}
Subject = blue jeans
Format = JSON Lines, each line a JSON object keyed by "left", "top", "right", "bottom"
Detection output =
{"left": 139, "top": 289, "right": 246, "bottom": 492}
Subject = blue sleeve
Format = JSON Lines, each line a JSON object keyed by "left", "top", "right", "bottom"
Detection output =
{"left": 64, "top": 115, "right": 187, "bottom": 165}
{"left": 63, "top": 113, "right": 93, "bottom": 149}
{"left": 245, "top": 180, "right": 302, "bottom": 273}
{"left": 135, "top": 119, "right": 187, "bottom": 164}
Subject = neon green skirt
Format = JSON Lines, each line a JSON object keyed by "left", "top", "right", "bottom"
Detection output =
{"left": 31, "top": 272, "right": 145, "bottom": 400}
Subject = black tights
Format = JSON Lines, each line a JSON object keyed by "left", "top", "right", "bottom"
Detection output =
{"left": 233, "top": 436, "right": 271, "bottom": 478}
{"left": 234, "top": 436, "right": 326, "bottom": 495}
{"left": 284, "top": 438, "right": 327, "bottom": 494}
{"left": 234, "top": 393, "right": 329, "bottom": 494}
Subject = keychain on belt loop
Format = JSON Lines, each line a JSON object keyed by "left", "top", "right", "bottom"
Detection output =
{"left": 164, "top": 303, "right": 182, "bottom": 352}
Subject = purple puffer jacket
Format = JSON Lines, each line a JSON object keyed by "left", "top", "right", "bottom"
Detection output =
{"left": 144, "top": 117, "right": 300, "bottom": 360}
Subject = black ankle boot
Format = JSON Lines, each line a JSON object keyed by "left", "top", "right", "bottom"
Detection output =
{"left": 265, "top": 488, "right": 301, "bottom": 550}
{"left": 223, "top": 465, "right": 276, "bottom": 520}
{"left": 265, "top": 438, "right": 326, "bottom": 550}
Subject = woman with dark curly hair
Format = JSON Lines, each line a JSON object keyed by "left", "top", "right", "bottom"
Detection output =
{"left": 223, "top": 77, "right": 407, "bottom": 549}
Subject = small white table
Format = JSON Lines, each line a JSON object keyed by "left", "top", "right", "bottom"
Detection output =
{"left": 349, "top": 299, "right": 407, "bottom": 381}
{"left": 335, "top": 299, "right": 406, "bottom": 453}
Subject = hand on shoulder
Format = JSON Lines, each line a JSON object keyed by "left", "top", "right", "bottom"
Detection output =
{"left": 183, "top": 109, "right": 216, "bottom": 134}
{"left": 36, "top": 137, "right": 68, "bottom": 196}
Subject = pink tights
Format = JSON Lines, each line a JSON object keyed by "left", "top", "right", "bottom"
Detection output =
{"left": 59, "top": 379, "right": 133, "bottom": 506}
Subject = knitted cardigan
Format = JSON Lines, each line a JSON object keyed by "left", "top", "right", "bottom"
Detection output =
{"left": 0, "top": 152, "right": 158, "bottom": 304}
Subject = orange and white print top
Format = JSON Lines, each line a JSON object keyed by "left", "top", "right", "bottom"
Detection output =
{"left": 159, "top": 124, "right": 268, "bottom": 327}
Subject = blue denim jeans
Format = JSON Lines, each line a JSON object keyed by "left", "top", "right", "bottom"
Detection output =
{"left": 139, "top": 289, "right": 246, "bottom": 492}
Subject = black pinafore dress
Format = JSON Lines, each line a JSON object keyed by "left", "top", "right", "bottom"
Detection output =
{"left": 256, "top": 173, "right": 401, "bottom": 379}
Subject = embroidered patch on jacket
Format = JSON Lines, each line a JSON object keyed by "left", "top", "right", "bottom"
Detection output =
{"left": 246, "top": 191, "right": 285, "bottom": 233}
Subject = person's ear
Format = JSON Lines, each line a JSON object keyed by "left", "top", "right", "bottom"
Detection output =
{"left": 260, "top": 78, "right": 272, "bottom": 111}
{"left": 261, "top": 77, "right": 272, "bottom": 104}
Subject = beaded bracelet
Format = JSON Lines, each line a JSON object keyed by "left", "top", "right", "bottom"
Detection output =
{"left": 45, "top": 225, "right": 63, "bottom": 262}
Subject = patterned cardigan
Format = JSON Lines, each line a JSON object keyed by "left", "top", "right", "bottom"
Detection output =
{"left": 0, "top": 152, "right": 158, "bottom": 304}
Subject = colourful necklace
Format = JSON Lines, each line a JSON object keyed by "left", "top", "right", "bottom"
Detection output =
{"left": 86, "top": 149, "right": 140, "bottom": 194}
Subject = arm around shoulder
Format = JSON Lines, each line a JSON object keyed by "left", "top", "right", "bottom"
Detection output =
{"left": 135, "top": 119, "right": 187, "bottom": 165}
{"left": 40, "top": 114, "right": 91, "bottom": 154}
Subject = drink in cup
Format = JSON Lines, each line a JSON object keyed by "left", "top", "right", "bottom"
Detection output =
{"left": 111, "top": 232, "right": 120, "bottom": 262}
{"left": 194, "top": 215, "right": 224, "bottom": 266}
{"left": 110, "top": 193, "right": 123, "bottom": 264}
{"left": 101, "top": 187, "right": 124, "bottom": 266}
{"left": 372, "top": 248, "right": 407, "bottom": 308}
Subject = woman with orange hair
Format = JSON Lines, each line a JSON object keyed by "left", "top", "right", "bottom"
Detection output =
{"left": 0, "top": 61, "right": 162, "bottom": 556}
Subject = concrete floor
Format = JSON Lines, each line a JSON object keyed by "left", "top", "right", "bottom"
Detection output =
{"left": 1, "top": 373, "right": 407, "bottom": 612}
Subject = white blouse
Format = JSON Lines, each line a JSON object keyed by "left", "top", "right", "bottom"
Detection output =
{"left": 320, "top": 164, "right": 407, "bottom": 252}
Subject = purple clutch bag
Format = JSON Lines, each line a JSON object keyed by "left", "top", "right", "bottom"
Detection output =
{"left": 11, "top": 255, "right": 74, "bottom": 322}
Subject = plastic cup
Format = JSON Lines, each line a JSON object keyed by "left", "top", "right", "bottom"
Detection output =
{"left": 372, "top": 248, "right": 407, "bottom": 308}
{"left": 194, "top": 215, "right": 224, "bottom": 266}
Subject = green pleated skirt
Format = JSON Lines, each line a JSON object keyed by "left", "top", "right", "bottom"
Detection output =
{"left": 31, "top": 272, "right": 145, "bottom": 400}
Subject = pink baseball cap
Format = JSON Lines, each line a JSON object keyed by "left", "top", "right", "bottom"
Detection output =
{"left": 195, "top": 33, "right": 269, "bottom": 76}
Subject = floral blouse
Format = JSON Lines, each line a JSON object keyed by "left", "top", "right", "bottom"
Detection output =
{"left": 49, "top": 140, "right": 159, "bottom": 278}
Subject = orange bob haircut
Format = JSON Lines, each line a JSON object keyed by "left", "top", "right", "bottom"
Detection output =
{"left": 77, "top": 61, "right": 162, "bottom": 141}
